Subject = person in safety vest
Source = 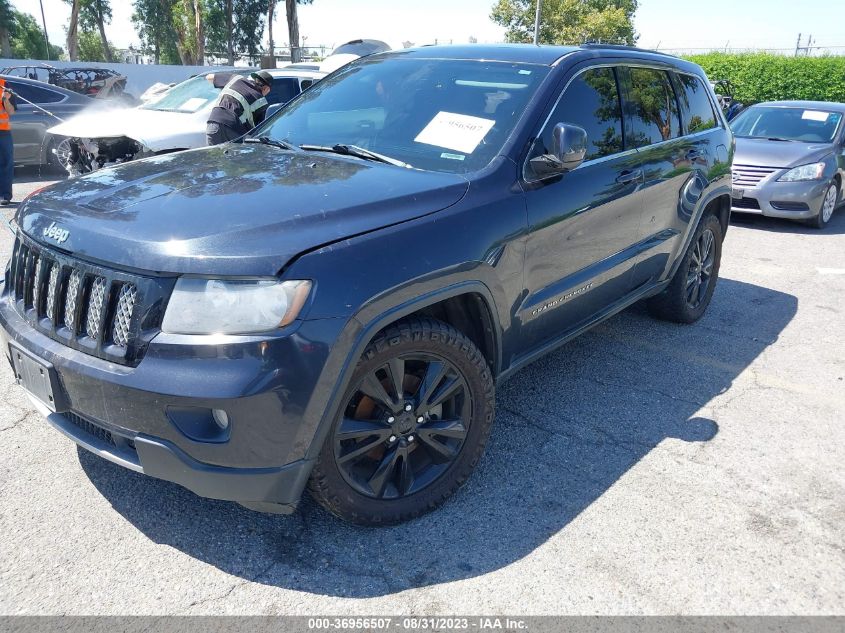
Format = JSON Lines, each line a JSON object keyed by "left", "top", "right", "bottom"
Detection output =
{"left": 0, "top": 78, "right": 17, "bottom": 206}
{"left": 205, "top": 70, "right": 272, "bottom": 146}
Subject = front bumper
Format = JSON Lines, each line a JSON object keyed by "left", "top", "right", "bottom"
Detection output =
{"left": 0, "top": 288, "right": 346, "bottom": 510}
{"left": 731, "top": 179, "right": 827, "bottom": 220}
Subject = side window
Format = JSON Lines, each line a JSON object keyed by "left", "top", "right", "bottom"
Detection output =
{"left": 267, "top": 78, "right": 301, "bottom": 105}
{"left": 300, "top": 79, "right": 314, "bottom": 90}
{"left": 7, "top": 81, "right": 64, "bottom": 104}
{"left": 529, "top": 66, "right": 624, "bottom": 169}
{"left": 675, "top": 73, "right": 718, "bottom": 134}
{"left": 626, "top": 67, "right": 682, "bottom": 147}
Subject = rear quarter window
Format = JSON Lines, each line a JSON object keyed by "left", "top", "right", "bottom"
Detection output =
{"left": 7, "top": 81, "right": 65, "bottom": 104}
{"left": 625, "top": 67, "right": 682, "bottom": 147}
{"left": 675, "top": 73, "right": 718, "bottom": 134}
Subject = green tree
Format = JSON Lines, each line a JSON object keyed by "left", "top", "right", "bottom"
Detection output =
{"left": 491, "top": 0, "right": 638, "bottom": 45}
{"left": 132, "top": 0, "right": 182, "bottom": 64}
{"left": 284, "top": 0, "right": 312, "bottom": 63}
{"left": 0, "top": 0, "right": 14, "bottom": 57}
{"left": 9, "top": 10, "right": 64, "bottom": 60}
{"left": 64, "top": 0, "right": 113, "bottom": 62}
{"left": 206, "top": 0, "right": 267, "bottom": 63}
{"left": 77, "top": 27, "right": 117, "bottom": 62}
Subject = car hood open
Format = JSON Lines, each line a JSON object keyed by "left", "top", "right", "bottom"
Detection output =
{"left": 18, "top": 144, "right": 470, "bottom": 276}
{"left": 733, "top": 137, "right": 834, "bottom": 169}
{"left": 47, "top": 106, "right": 208, "bottom": 152}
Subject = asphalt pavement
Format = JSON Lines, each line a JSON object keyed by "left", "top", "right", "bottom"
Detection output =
{"left": 1, "top": 166, "right": 843, "bottom": 615}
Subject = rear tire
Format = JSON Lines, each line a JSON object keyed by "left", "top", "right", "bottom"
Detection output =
{"left": 308, "top": 317, "right": 495, "bottom": 526}
{"left": 648, "top": 213, "right": 723, "bottom": 324}
{"left": 807, "top": 182, "right": 838, "bottom": 229}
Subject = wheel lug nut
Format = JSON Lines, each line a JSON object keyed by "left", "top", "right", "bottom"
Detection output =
{"left": 389, "top": 435, "right": 396, "bottom": 442}
{"left": 417, "top": 416, "right": 424, "bottom": 423}
{"left": 387, "top": 416, "right": 395, "bottom": 423}
{"left": 404, "top": 404, "right": 412, "bottom": 412}
{"left": 408, "top": 435, "right": 415, "bottom": 442}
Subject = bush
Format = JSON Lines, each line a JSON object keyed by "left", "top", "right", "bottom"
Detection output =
{"left": 684, "top": 53, "right": 845, "bottom": 105}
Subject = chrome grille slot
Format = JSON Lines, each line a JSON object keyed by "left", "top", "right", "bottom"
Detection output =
{"left": 732, "top": 164, "right": 780, "bottom": 188}
{"left": 64, "top": 270, "right": 84, "bottom": 333}
{"left": 112, "top": 284, "right": 137, "bottom": 348}
{"left": 86, "top": 276, "right": 107, "bottom": 340}
{"left": 5, "top": 233, "right": 173, "bottom": 366}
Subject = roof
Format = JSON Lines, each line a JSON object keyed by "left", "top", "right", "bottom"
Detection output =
{"left": 385, "top": 44, "right": 580, "bottom": 65}
{"left": 753, "top": 100, "right": 845, "bottom": 112}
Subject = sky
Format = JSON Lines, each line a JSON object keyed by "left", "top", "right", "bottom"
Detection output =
{"left": 13, "top": 0, "right": 845, "bottom": 56}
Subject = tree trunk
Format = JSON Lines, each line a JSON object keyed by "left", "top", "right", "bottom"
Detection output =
{"left": 266, "top": 1, "right": 276, "bottom": 68}
{"left": 95, "top": 0, "right": 113, "bottom": 62}
{"left": 67, "top": 0, "right": 80, "bottom": 61}
{"left": 0, "top": 27, "right": 10, "bottom": 59}
{"left": 193, "top": 0, "right": 204, "bottom": 65}
{"left": 285, "top": 0, "right": 300, "bottom": 63}
{"left": 225, "top": 0, "right": 234, "bottom": 65}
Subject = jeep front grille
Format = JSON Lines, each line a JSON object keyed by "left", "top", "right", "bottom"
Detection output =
{"left": 6, "top": 234, "right": 175, "bottom": 366}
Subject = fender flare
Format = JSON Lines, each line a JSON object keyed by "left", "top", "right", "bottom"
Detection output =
{"left": 302, "top": 279, "right": 502, "bottom": 462}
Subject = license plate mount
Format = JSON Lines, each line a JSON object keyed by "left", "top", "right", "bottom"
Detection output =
{"left": 8, "top": 344, "right": 66, "bottom": 413}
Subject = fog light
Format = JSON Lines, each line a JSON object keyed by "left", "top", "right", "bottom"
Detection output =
{"left": 212, "top": 409, "right": 230, "bottom": 430}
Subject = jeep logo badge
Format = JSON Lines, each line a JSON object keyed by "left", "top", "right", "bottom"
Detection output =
{"left": 43, "top": 222, "right": 70, "bottom": 245}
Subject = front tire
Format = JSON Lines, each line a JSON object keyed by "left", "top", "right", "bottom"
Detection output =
{"left": 308, "top": 318, "right": 495, "bottom": 525}
{"left": 648, "top": 213, "right": 723, "bottom": 324}
{"left": 808, "top": 182, "right": 838, "bottom": 229}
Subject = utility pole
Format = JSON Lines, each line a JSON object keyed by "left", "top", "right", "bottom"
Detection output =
{"left": 795, "top": 33, "right": 801, "bottom": 56}
{"left": 533, "top": 0, "right": 542, "bottom": 45}
{"left": 38, "top": 0, "right": 51, "bottom": 60}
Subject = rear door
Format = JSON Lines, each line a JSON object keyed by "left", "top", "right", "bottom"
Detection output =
{"left": 7, "top": 81, "right": 69, "bottom": 164}
{"left": 620, "top": 66, "right": 718, "bottom": 286}
{"left": 520, "top": 64, "right": 644, "bottom": 354}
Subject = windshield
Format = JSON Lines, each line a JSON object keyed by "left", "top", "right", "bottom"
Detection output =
{"left": 141, "top": 74, "right": 226, "bottom": 113}
{"left": 255, "top": 55, "right": 550, "bottom": 173}
{"left": 730, "top": 106, "right": 843, "bottom": 143}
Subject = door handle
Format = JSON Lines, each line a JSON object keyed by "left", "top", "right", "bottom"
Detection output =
{"left": 615, "top": 169, "right": 642, "bottom": 185}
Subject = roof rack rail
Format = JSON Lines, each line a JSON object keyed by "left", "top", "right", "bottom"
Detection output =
{"left": 579, "top": 42, "right": 677, "bottom": 57}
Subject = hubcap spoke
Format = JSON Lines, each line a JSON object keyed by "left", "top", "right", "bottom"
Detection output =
{"left": 368, "top": 446, "right": 402, "bottom": 498}
{"left": 416, "top": 361, "right": 449, "bottom": 409}
{"left": 425, "top": 375, "right": 464, "bottom": 410}
{"left": 338, "top": 435, "right": 389, "bottom": 465}
{"left": 385, "top": 357, "right": 406, "bottom": 403}
{"left": 398, "top": 455, "right": 415, "bottom": 496}
{"left": 337, "top": 417, "right": 391, "bottom": 441}
{"left": 418, "top": 418, "right": 468, "bottom": 440}
{"left": 417, "top": 432, "right": 459, "bottom": 464}
{"left": 359, "top": 371, "right": 398, "bottom": 412}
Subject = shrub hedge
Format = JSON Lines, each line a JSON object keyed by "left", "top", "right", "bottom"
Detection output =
{"left": 683, "top": 53, "right": 845, "bottom": 105}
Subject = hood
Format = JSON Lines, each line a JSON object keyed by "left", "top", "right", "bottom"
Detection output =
{"left": 47, "top": 106, "right": 207, "bottom": 152}
{"left": 734, "top": 137, "right": 834, "bottom": 168}
{"left": 18, "top": 144, "right": 469, "bottom": 276}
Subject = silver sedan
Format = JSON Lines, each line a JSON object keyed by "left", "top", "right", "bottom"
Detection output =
{"left": 729, "top": 100, "right": 845, "bottom": 229}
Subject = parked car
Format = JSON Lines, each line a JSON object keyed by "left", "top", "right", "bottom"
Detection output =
{"left": 1, "top": 44, "right": 733, "bottom": 525}
{"left": 47, "top": 66, "right": 326, "bottom": 175}
{"left": 730, "top": 101, "right": 844, "bottom": 228}
{"left": 710, "top": 79, "right": 744, "bottom": 120}
{"left": 0, "top": 74, "right": 104, "bottom": 167}
{"left": 0, "top": 64, "right": 130, "bottom": 101}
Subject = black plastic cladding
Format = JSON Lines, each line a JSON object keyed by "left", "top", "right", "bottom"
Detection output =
{"left": 7, "top": 233, "right": 176, "bottom": 366}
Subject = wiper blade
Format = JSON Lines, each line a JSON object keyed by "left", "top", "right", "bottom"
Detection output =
{"left": 244, "top": 136, "right": 300, "bottom": 151}
{"left": 300, "top": 143, "right": 411, "bottom": 168}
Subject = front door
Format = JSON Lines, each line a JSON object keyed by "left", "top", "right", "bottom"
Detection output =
{"left": 520, "top": 64, "right": 644, "bottom": 355}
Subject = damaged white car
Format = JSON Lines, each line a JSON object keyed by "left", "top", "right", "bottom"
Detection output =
{"left": 48, "top": 67, "right": 326, "bottom": 176}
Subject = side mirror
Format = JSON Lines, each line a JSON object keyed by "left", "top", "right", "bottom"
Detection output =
{"left": 529, "top": 122, "right": 588, "bottom": 177}
{"left": 265, "top": 103, "right": 284, "bottom": 119}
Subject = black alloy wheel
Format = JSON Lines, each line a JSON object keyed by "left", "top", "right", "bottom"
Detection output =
{"left": 309, "top": 318, "right": 495, "bottom": 525}
{"left": 334, "top": 353, "right": 469, "bottom": 499}
{"left": 686, "top": 226, "right": 716, "bottom": 309}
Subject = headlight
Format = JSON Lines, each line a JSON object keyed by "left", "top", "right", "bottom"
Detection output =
{"left": 161, "top": 278, "right": 311, "bottom": 334}
{"left": 778, "top": 162, "right": 825, "bottom": 182}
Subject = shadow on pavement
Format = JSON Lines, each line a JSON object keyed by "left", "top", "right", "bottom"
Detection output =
{"left": 13, "top": 165, "right": 65, "bottom": 186}
{"left": 79, "top": 276, "right": 797, "bottom": 598}
{"left": 731, "top": 203, "right": 845, "bottom": 236}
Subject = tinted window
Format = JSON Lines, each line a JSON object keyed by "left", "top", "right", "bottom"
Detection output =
{"left": 626, "top": 67, "right": 681, "bottom": 147}
{"left": 7, "top": 81, "right": 64, "bottom": 104}
{"left": 268, "top": 78, "right": 301, "bottom": 105}
{"left": 675, "top": 74, "right": 717, "bottom": 133}
{"left": 531, "top": 66, "right": 624, "bottom": 166}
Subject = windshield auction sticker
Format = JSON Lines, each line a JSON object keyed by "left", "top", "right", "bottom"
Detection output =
{"left": 801, "top": 110, "right": 830, "bottom": 122}
{"left": 415, "top": 111, "right": 496, "bottom": 154}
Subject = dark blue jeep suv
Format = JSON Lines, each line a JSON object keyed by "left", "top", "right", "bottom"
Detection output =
{"left": 1, "top": 45, "right": 733, "bottom": 525}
